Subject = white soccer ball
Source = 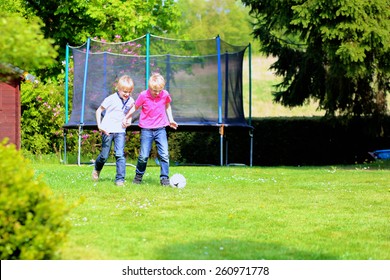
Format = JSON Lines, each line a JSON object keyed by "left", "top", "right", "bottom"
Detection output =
{"left": 170, "top": 173, "right": 186, "bottom": 188}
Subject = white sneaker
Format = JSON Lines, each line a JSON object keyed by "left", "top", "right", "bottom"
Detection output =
{"left": 92, "top": 169, "right": 100, "bottom": 181}
{"left": 115, "top": 181, "right": 125, "bottom": 186}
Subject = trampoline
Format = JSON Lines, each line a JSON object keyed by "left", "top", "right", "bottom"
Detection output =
{"left": 63, "top": 34, "right": 253, "bottom": 166}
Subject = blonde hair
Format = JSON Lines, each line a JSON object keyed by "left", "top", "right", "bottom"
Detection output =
{"left": 117, "top": 75, "right": 134, "bottom": 92}
{"left": 148, "top": 73, "right": 165, "bottom": 91}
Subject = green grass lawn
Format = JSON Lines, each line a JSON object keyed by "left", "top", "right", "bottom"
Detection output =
{"left": 33, "top": 162, "right": 390, "bottom": 260}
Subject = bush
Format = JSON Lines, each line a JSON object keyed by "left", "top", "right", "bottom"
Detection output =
{"left": 0, "top": 140, "right": 71, "bottom": 259}
{"left": 21, "top": 78, "right": 72, "bottom": 154}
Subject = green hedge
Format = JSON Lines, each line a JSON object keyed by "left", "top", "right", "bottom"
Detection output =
{"left": 167, "top": 116, "right": 390, "bottom": 166}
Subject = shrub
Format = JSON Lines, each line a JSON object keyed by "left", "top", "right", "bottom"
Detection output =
{"left": 0, "top": 140, "right": 71, "bottom": 259}
{"left": 21, "top": 78, "right": 73, "bottom": 154}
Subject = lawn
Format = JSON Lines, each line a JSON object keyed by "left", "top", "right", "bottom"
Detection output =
{"left": 32, "top": 161, "right": 390, "bottom": 260}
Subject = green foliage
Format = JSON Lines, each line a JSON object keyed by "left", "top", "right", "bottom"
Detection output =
{"left": 0, "top": 140, "right": 71, "bottom": 259}
{"left": 175, "top": 0, "right": 256, "bottom": 45}
{"left": 0, "top": 12, "right": 58, "bottom": 78}
{"left": 242, "top": 0, "right": 390, "bottom": 117}
{"left": 168, "top": 131, "right": 219, "bottom": 164}
{"left": 86, "top": 0, "right": 181, "bottom": 41}
{"left": 125, "top": 131, "right": 141, "bottom": 160}
{"left": 21, "top": 0, "right": 181, "bottom": 77}
{"left": 20, "top": 78, "right": 78, "bottom": 154}
{"left": 0, "top": 0, "right": 26, "bottom": 14}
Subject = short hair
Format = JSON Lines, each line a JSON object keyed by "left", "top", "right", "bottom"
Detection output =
{"left": 148, "top": 73, "right": 165, "bottom": 91}
{"left": 117, "top": 75, "right": 134, "bottom": 92}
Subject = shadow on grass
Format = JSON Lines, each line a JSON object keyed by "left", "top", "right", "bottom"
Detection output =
{"left": 154, "top": 239, "right": 337, "bottom": 260}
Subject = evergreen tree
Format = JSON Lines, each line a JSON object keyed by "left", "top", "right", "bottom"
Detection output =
{"left": 242, "top": 0, "right": 390, "bottom": 117}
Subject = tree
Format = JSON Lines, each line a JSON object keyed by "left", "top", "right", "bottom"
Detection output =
{"left": 242, "top": 0, "right": 390, "bottom": 117}
{"left": 0, "top": 12, "right": 58, "bottom": 79}
{"left": 21, "top": 0, "right": 181, "bottom": 76}
{"left": 175, "top": 0, "right": 256, "bottom": 45}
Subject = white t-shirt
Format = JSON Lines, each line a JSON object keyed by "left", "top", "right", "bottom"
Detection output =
{"left": 100, "top": 93, "right": 134, "bottom": 133}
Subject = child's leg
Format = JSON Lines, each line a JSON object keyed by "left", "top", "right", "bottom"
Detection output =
{"left": 113, "top": 132, "right": 126, "bottom": 183}
{"left": 135, "top": 128, "right": 154, "bottom": 176}
{"left": 95, "top": 134, "right": 113, "bottom": 171}
{"left": 154, "top": 128, "right": 169, "bottom": 179}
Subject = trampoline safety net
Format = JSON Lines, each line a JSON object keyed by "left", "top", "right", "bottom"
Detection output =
{"left": 64, "top": 34, "right": 251, "bottom": 129}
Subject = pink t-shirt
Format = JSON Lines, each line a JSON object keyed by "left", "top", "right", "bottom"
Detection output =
{"left": 135, "top": 89, "right": 172, "bottom": 129}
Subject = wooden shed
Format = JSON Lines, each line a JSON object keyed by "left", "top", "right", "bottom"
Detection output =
{"left": 0, "top": 77, "right": 22, "bottom": 149}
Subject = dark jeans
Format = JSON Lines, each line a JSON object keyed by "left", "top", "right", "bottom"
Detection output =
{"left": 95, "top": 132, "right": 126, "bottom": 182}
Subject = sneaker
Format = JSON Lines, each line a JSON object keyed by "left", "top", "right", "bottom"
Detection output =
{"left": 160, "top": 177, "right": 170, "bottom": 187}
{"left": 132, "top": 174, "right": 143, "bottom": 184}
{"left": 115, "top": 181, "right": 125, "bottom": 187}
{"left": 92, "top": 169, "right": 100, "bottom": 181}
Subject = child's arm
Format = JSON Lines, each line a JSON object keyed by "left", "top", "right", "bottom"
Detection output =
{"left": 166, "top": 103, "right": 178, "bottom": 129}
{"left": 96, "top": 106, "right": 109, "bottom": 135}
{"left": 122, "top": 104, "right": 137, "bottom": 128}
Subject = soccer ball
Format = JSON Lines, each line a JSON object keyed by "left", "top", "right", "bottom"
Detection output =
{"left": 170, "top": 173, "right": 186, "bottom": 188}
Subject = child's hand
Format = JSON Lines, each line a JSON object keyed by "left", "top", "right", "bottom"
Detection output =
{"left": 99, "top": 127, "right": 109, "bottom": 135}
{"left": 97, "top": 124, "right": 109, "bottom": 135}
{"left": 122, "top": 118, "right": 132, "bottom": 128}
{"left": 169, "top": 121, "right": 178, "bottom": 130}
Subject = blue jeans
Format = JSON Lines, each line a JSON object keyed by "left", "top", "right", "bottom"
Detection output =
{"left": 95, "top": 133, "right": 126, "bottom": 182}
{"left": 136, "top": 127, "right": 169, "bottom": 179}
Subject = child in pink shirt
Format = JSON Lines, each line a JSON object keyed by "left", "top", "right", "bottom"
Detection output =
{"left": 123, "top": 73, "right": 178, "bottom": 186}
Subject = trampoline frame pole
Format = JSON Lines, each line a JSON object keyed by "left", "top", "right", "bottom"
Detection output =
{"left": 65, "top": 44, "right": 69, "bottom": 124}
{"left": 248, "top": 43, "right": 252, "bottom": 127}
{"left": 78, "top": 37, "right": 91, "bottom": 166}
{"left": 78, "top": 126, "right": 82, "bottom": 166}
{"left": 80, "top": 38, "right": 90, "bottom": 125}
{"left": 248, "top": 43, "right": 253, "bottom": 167}
{"left": 146, "top": 33, "right": 150, "bottom": 88}
{"left": 216, "top": 35, "right": 223, "bottom": 166}
{"left": 224, "top": 51, "right": 229, "bottom": 165}
{"left": 64, "top": 44, "right": 70, "bottom": 164}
